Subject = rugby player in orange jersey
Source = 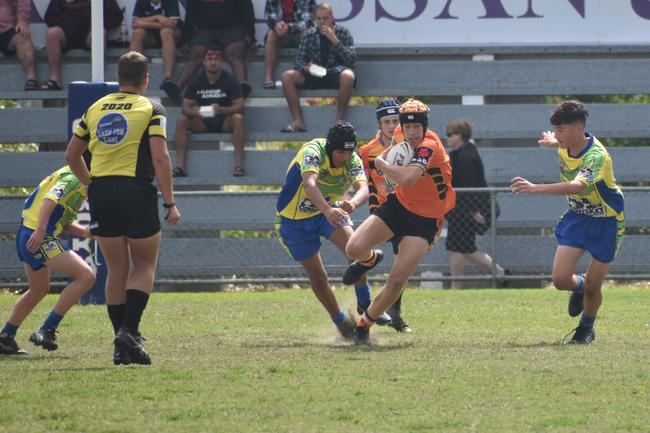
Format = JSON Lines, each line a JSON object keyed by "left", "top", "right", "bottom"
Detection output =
{"left": 343, "top": 99, "right": 456, "bottom": 344}
{"left": 357, "top": 98, "right": 412, "bottom": 333}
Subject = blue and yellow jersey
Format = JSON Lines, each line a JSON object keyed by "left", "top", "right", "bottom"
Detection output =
{"left": 276, "top": 138, "right": 366, "bottom": 220}
{"left": 558, "top": 133, "right": 624, "bottom": 223}
{"left": 21, "top": 166, "right": 87, "bottom": 237}
{"left": 74, "top": 92, "right": 167, "bottom": 181}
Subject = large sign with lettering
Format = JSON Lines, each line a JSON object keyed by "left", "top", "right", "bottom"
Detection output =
{"left": 27, "top": 0, "right": 650, "bottom": 47}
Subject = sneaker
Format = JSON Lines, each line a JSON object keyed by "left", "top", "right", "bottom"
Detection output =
{"left": 342, "top": 249, "right": 384, "bottom": 285}
{"left": 336, "top": 314, "right": 356, "bottom": 340}
{"left": 356, "top": 304, "right": 391, "bottom": 326}
{"left": 29, "top": 328, "right": 58, "bottom": 351}
{"left": 114, "top": 328, "right": 151, "bottom": 365}
{"left": 0, "top": 335, "right": 28, "bottom": 355}
{"left": 160, "top": 79, "right": 181, "bottom": 104}
{"left": 354, "top": 325, "right": 370, "bottom": 345}
{"left": 567, "top": 326, "right": 595, "bottom": 345}
{"left": 389, "top": 314, "right": 412, "bottom": 333}
{"left": 568, "top": 275, "right": 585, "bottom": 317}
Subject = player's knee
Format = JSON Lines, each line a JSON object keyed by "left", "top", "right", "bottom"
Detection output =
{"left": 552, "top": 274, "right": 573, "bottom": 291}
{"left": 345, "top": 239, "right": 363, "bottom": 261}
{"left": 78, "top": 268, "right": 96, "bottom": 289}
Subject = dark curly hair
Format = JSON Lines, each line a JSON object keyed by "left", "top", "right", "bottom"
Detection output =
{"left": 550, "top": 100, "right": 589, "bottom": 126}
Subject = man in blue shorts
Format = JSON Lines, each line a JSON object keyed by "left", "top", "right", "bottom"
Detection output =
{"left": 0, "top": 163, "right": 96, "bottom": 355}
{"left": 275, "top": 121, "right": 389, "bottom": 339}
{"left": 511, "top": 100, "right": 624, "bottom": 344}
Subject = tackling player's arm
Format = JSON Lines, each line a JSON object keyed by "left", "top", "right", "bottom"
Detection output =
{"left": 26, "top": 198, "right": 57, "bottom": 253}
{"left": 538, "top": 131, "right": 561, "bottom": 148}
{"left": 338, "top": 179, "right": 368, "bottom": 213}
{"left": 302, "top": 172, "right": 348, "bottom": 227}
{"left": 510, "top": 177, "right": 586, "bottom": 195}
{"left": 63, "top": 221, "right": 92, "bottom": 239}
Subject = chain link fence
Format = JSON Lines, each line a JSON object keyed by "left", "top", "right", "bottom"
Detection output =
{"left": 1, "top": 187, "right": 647, "bottom": 290}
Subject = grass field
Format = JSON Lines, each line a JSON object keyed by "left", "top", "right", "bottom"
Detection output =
{"left": 1, "top": 286, "right": 649, "bottom": 433}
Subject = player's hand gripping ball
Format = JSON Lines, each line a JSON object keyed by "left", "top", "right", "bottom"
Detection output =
{"left": 383, "top": 142, "right": 413, "bottom": 188}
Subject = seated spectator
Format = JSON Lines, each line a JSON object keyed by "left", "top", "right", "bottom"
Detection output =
{"left": 163, "top": 0, "right": 255, "bottom": 103}
{"left": 280, "top": 2, "right": 356, "bottom": 133}
{"left": 444, "top": 119, "right": 508, "bottom": 289}
{"left": 130, "top": 0, "right": 182, "bottom": 99}
{"left": 173, "top": 46, "right": 246, "bottom": 178}
{"left": 262, "top": 0, "right": 315, "bottom": 89}
{"left": 41, "top": 0, "right": 123, "bottom": 90}
{"left": 0, "top": 0, "right": 39, "bottom": 90}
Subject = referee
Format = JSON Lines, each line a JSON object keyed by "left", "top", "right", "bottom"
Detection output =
{"left": 66, "top": 51, "right": 181, "bottom": 365}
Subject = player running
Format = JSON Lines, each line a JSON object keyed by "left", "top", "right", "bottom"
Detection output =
{"left": 511, "top": 100, "right": 624, "bottom": 344}
{"left": 0, "top": 162, "right": 96, "bottom": 355}
{"left": 357, "top": 98, "right": 411, "bottom": 332}
{"left": 343, "top": 99, "right": 456, "bottom": 344}
{"left": 275, "top": 121, "right": 389, "bottom": 340}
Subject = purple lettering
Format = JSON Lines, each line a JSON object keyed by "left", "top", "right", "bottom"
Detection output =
{"left": 631, "top": 0, "right": 650, "bottom": 19}
{"left": 336, "top": 0, "right": 364, "bottom": 22}
{"left": 518, "top": 0, "right": 542, "bottom": 18}
{"left": 376, "top": 0, "right": 427, "bottom": 22}
{"left": 437, "top": 0, "right": 513, "bottom": 19}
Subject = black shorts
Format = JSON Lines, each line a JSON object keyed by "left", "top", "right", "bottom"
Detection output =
{"left": 202, "top": 115, "right": 226, "bottom": 132}
{"left": 190, "top": 26, "right": 245, "bottom": 49}
{"left": 60, "top": 23, "right": 91, "bottom": 50}
{"left": 300, "top": 67, "right": 356, "bottom": 89}
{"left": 374, "top": 194, "right": 442, "bottom": 253}
{"left": 88, "top": 176, "right": 161, "bottom": 239}
{"left": 0, "top": 28, "right": 16, "bottom": 57}
{"left": 445, "top": 219, "right": 478, "bottom": 254}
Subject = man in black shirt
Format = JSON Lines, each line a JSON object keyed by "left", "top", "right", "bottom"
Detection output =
{"left": 162, "top": 0, "right": 254, "bottom": 102}
{"left": 173, "top": 46, "right": 246, "bottom": 177}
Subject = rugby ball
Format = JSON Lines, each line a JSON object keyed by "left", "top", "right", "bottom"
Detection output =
{"left": 384, "top": 142, "right": 413, "bottom": 187}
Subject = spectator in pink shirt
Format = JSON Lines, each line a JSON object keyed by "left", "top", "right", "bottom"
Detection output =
{"left": 0, "top": 0, "right": 39, "bottom": 90}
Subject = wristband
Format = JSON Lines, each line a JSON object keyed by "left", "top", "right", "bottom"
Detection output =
{"left": 163, "top": 202, "right": 176, "bottom": 209}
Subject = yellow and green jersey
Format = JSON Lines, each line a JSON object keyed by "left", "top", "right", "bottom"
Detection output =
{"left": 276, "top": 138, "right": 366, "bottom": 220}
{"left": 22, "top": 166, "right": 87, "bottom": 236}
{"left": 558, "top": 133, "right": 624, "bottom": 222}
{"left": 74, "top": 92, "right": 167, "bottom": 181}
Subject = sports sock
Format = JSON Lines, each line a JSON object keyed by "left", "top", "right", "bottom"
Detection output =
{"left": 107, "top": 304, "right": 126, "bottom": 335}
{"left": 354, "top": 283, "right": 371, "bottom": 306}
{"left": 390, "top": 294, "right": 403, "bottom": 315}
{"left": 357, "top": 312, "right": 375, "bottom": 328}
{"left": 122, "top": 290, "right": 149, "bottom": 334}
{"left": 1, "top": 322, "right": 19, "bottom": 338}
{"left": 573, "top": 274, "right": 585, "bottom": 295}
{"left": 330, "top": 308, "right": 346, "bottom": 326}
{"left": 579, "top": 313, "right": 596, "bottom": 330}
{"left": 41, "top": 310, "right": 63, "bottom": 331}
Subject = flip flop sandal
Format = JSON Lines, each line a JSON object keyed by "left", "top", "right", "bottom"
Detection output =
{"left": 280, "top": 123, "right": 306, "bottom": 133}
{"left": 40, "top": 80, "right": 62, "bottom": 91}
{"left": 263, "top": 81, "right": 276, "bottom": 89}
{"left": 24, "top": 79, "right": 39, "bottom": 91}
{"left": 233, "top": 166, "right": 245, "bottom": 177}
{"left": 172, "top": 167, "right": 187, "bottom": 177}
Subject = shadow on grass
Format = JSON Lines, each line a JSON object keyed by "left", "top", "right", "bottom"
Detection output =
{"left": 504, "top": 339, "right": 565, "bottom": 348}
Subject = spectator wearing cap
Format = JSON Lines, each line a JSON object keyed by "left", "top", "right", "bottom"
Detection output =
{"left": 162, "top": 0, "right": 255, "bottom": 103}
{"left": 280, "top": 2, "right": 356, "bottom": 133}
{"left": 0, "top": 0, "right": 40, "bottom": 90}
{"left": 357, "top": 99, "right": 411, "bottom": 332}
{"left": 262, "top": 0, "right": 316, "bottom": 89}
{"left": 173, "top": 46, "right": 246, "bottom": 178}
{"left": 130, "top": 0, "right": 182, "bottom": 98}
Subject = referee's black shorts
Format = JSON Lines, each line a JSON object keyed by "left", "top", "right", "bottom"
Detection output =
{"left": 374, "top": 194, "right": 442, "bottom": 254}
{"left": 88, "top": 176, "right": 161, "bottom": 239}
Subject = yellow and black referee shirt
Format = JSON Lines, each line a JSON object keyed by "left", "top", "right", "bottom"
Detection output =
{"left": 74, "top": 92, "right": 167, "bottom": 181}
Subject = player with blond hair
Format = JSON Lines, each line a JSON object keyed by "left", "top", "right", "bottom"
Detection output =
{"left": 343, "top": 99, "right": 456, "bottom": 344}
